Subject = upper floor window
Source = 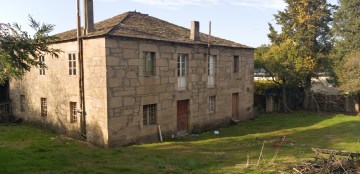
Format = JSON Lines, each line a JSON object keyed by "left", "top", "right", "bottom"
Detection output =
{"left": 39, "top": 56, "right": 45, "bottom": 75}
{"left": 143, "top": 104, "right": 157, "bottom": 126}
{"left": 233, "top": 56, "right": 239, "bottom": 73}
{"left": 69, "top": 53, "right": 76, "bottom": 75}
{"left": 208, "top": 55, "right": 216, "bottom": 88}
{"left": 143, "top": 52, "right": 156, "bottom": 76}
{"left": 177, "top": 54, "right": 188, "bottom": 90}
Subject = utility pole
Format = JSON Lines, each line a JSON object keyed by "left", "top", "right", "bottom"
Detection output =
{"left": 77, "top": 0, "right": 86, "bottom": 138}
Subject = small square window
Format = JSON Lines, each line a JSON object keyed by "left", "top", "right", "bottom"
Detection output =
{"left": 143, "top": 104, "right": 157, "bottom": 126}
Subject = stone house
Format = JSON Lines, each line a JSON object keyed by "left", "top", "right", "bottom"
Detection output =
{"left": 10, "top": 5, "right": 254, "bottom": 146}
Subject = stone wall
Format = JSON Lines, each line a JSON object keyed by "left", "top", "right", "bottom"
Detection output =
{"left": 9, "top": 38, "right": 109, "bottom": 146}
{"left": 105, "top": 37, "right": 254, "bottom": 146}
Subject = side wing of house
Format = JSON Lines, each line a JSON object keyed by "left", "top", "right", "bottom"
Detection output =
{"left": 10, "top": 38, "right": 109, "bottom": 146}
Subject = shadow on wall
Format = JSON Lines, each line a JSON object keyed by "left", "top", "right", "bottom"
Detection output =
{"left": 87, "top": 122, "right": 105, "bottom": 146}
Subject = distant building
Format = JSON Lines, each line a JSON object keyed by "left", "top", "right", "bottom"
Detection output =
{"left": 10, "top": 1, "right": 254, "bottom": 146}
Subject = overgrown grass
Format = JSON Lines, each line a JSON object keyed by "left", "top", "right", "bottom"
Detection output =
{"left": 1, "top": 111, "right": 360, "bottom": 173}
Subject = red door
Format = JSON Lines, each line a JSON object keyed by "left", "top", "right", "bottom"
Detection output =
{"left": 232, "top": 93, "right": 239, "bottom": 119}
{"left": 177, "top": 100, "right": 189, "bottom": 132}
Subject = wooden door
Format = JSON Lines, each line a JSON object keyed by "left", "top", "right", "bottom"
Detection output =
{"left": 177, "top": 100, "right": 189, "bottom": 132}
{"left": 232, "top": 93, "right": 239, "bottom": 119}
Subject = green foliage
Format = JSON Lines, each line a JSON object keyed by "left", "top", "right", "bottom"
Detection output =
{"left": 269, "top": 0, "right": 333, "bottom": 80}
{"left": 0, "top": 15, "right": 60, "bottom": 84}
{"left": 1, "top": 112, "right": 360, "bottom": 173}
{"left": 254, "top": 80, "right": 280, "bottom": 95}
{"left": 337, "top": 51, "right": 360, "bottom": 94}
{"left": 264, "top": 0, "right": 334, "bottom": 109}
{"left": 332, "top": 0, "right": 360, "bottom": 94}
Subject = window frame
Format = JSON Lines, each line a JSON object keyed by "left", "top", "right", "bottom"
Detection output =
{"left": 70, "top": 102, "right": 77, "bottom": 123}
{"left": 68, "top": 53, "right": 77, "bottom": 76}
{"left": 39, "top": 55, "right": 46, "bottom": 75}
{"left": 143, "top": 52, "right": 156, "bottom": 76}
{"left": 143, "top": 104, "right": 157, "bottom": 126}
{"left": 233, "top": 56, "right": 239, "bottom": 73}
{"left": 177, "top": 54, "right": 188, "bottom": 90}
{"left": 209, "top": 96, "right": 216, "bottom": 113}
{"left": 40, "top": 98, "right": 47, "bottom": 117}
{"left": 207, "top": 55, "right": 216, "bottom": 88}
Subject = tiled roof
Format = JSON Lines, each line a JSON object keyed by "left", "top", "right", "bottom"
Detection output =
{"left": 55, "top": 11, "right": 252, "bottom": 49}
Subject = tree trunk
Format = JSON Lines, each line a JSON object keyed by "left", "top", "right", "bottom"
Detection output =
{"left": 303, "top": 75, "right": 312, "bottom": 110}
{"left": 282, "top": 79, "right": 289, "bottom": 113}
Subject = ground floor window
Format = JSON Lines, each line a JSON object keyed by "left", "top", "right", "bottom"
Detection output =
{"left": 70, "top": 102, "right": 77, "bottom": 123}
{"left": 143, "top": 104, "right": 157, "bottom": 126}
{"left": 20, "top": 95, "right": 25, "bottom": 112}
{"left": 41, "top": 98, "right": 47, "bottom": 117}
{"left": 209, "top": 96, "right": 216, "bottom": 113}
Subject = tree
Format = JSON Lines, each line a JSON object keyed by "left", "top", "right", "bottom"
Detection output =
{"left": 267, "top": 0, "right": 333, "bottom": 110}
{"left": 0, "top": 16, "right": 60, "bottom": 84}
{"left": 337, "top": 51, "right": 360, "bottom": 94}
{"left": 255, "top": 42, "right": 301, "bottom": 112}
{"left": 332, "top": 0, "right": 360, "bottom": 94}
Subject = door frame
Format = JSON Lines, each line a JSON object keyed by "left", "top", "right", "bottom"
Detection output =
{"left": 232, "top": 93, "right": 239, "bottom": 119}
{"left": 177, "top": 99, "right": 190, "bottom": 134}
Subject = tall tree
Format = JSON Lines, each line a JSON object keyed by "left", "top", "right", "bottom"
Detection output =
{"left": 0, "top": 16, "right": 60, "bottom": 84}
{"left": 268, "top": 0, "right": 333, "bottom": 109}
{"left": 332, "top": 0, "right": 360, "bottom": 94}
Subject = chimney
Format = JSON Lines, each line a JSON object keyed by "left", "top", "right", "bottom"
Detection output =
{"left": 190, "top": 21, "right": 200, "bottom": 41}
{"left": 83, "top": 0, "right": 94, "bottom": 34}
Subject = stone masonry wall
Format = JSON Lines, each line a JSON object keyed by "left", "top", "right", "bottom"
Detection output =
{"left": 9, "top": 38, "right": 109, "bottom": 146}
{"left": 106, "top": 37, "right": 254, "bottom": 146}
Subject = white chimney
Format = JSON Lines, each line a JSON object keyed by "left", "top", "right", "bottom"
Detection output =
{"left": 83, "top": 0, "right": 94, "bottom": 34}
{"left": 190, "top": 21, "right": 200, "bottom": 41}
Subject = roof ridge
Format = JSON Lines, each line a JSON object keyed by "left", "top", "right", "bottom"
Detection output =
{"left": 104, "top": 12, "right": 130, "bottom": 36}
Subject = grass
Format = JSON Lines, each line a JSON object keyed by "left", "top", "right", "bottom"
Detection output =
{"left": 1, "top": 111, "right": 360, "bottom": 173}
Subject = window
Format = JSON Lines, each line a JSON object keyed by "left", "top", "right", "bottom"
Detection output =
{"left": 209, "top": 96, "right": 216, "bottom": 113}
{"left": 41, "top": 98, "right": 47, "bottom": 117}
{"left": 233, "top": 56, "right": 239, "bottom": 73}
{"left": 143, "top": 104, "right": 157, "bottom": 126}
{"left": 20, "top": 95, "right": 25, "bottom": 112}
{"left": 143, "top": 52, "right": 156, "bottom": 76}
{"left": 69, "top": 53, "right": 76, "bottom": 75}
{"left": 39, "top": 55, "right": 45, "bottom": 75}
{"left": 177, "top": 54, "right": 187, "bottom": 90}
{"left": 208, "top": 55, "right": 216, "bottom": 87}
{"left": 70, "top": 102, "right": 77, "bottom": 123}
